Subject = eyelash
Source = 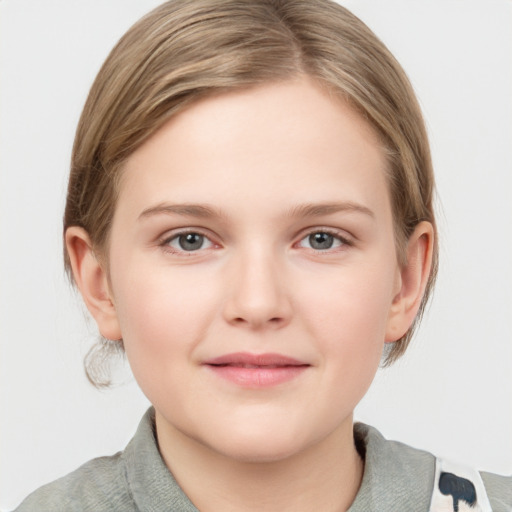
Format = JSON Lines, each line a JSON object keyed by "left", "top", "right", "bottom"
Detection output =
{"left": 295, "top": 228, "right": 353, "bottom": 253}
{"left": 158, "top": 228, "right": 353, "bottom": 255}
{"left": 159, "top": 229, "right": 216, "bottom": 255}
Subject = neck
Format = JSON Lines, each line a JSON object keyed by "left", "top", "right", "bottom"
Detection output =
{"left": 155, "top": 413, "right": 364, "bottom": 512}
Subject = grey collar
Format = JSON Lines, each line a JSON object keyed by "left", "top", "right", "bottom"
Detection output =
{"left": 122, "top": 408, "right": 435, "bottom": 511}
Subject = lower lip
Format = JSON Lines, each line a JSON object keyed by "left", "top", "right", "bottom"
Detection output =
{"left": 205, "top": 365, "right": 308, "bottom": 388}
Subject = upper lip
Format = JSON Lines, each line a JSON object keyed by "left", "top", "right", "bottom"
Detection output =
{"left": 203, "top": 352, "right": 309, "bottom": 368}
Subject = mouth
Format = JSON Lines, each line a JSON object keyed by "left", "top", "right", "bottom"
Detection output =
{"left": 203, "top": 352, "right": 310, "bottom": 388}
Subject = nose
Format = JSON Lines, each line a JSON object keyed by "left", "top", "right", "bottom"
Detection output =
{"left": 222, "top": 248, "right": 292, "bottom": 330}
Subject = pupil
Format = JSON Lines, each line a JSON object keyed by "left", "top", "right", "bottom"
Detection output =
{"left": 309, "top": 232, "right": 333, "bottom": 250}
{"left": 179, "top": 233, "right": 203, "bottom": 251}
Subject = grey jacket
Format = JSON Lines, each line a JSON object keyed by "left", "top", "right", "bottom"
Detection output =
{"left": 15, "top": 408, "right": 511, "bottom": 511}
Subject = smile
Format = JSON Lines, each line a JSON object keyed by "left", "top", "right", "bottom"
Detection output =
{"left": 203, "top": 352, "right": 310, "bottom": 388}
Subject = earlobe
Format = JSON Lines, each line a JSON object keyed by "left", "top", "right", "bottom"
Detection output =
{"left": 65, "top": 227, "right": 122, "bottom": 341}
{"left": 385, "top": 221, "right": 434, "bottom": 342}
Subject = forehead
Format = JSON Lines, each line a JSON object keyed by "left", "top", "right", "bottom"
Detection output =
{"left": 118, "top": 78, "right": 390, "bottom": 222}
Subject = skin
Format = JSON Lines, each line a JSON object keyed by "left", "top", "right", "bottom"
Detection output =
{"left": 66, "top": 78, "right": 433, "bottom": 511}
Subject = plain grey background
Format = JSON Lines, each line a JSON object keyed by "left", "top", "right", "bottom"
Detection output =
{"left": 1, "top": 1, "right": 511, "bottom": 509}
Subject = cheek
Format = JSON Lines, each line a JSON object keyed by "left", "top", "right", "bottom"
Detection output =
{"left": 296, "top": 258, "right": 396, "bottom": 379}
{"left": 301, "top": 261, "right": 395, "bottom": 338}
{"left": 111, "top": 262, "right": 219, "bottom": 379}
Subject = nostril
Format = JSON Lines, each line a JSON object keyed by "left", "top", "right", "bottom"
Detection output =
{"left": 230, "top": 316, "right": 285, "bottom": 327}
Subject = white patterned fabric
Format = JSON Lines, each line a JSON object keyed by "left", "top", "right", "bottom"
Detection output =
{"left": 429, "top": 458, "right": 494, "bottom": 512}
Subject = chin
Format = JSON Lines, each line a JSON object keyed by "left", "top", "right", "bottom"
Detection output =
{"left": 202, "top": 423, "right": 317, "bottom": 464}
{"left": 216, "top": 440, "right": 305, "bottom": 464}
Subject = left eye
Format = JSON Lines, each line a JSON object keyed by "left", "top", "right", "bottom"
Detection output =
{"left": 298, "top": 231, "right": 346, "bottom": 251}
{"left": 166, "top": 232, "right": 213, "bottom": 252}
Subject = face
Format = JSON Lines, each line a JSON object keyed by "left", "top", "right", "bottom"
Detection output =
{"left": 106, "top": 79, "right": 402, "bottom": 462}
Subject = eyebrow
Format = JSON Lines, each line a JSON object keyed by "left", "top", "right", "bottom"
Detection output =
{"left": 287, "top": 202, "right": 375, "bottom": 219}
{"left": 138, "top": 203, "right": 224, "bottom": 220}
{"left": 138, "top": 201, "right": 375, "bottom": 221}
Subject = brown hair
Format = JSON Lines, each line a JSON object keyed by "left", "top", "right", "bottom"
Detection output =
{"left": 64, "top": 0, "right": 438, "bottom": 385}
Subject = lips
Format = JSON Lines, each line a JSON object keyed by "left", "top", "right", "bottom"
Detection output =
{"left": 203, "top": 352, "right": 310, "bottom": 388}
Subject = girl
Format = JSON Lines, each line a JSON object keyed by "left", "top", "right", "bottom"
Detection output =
{"left": 4, "top": 1, "right": 511, "bottom": 510}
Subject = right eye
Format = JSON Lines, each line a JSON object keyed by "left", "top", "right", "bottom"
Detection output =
{"left": 164, "top": 232, "right": 214, "bottom": 252}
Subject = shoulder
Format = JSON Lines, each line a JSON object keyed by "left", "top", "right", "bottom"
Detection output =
{"left": 14, "top": 408, "right": 198, "bottom": 512}
{"left": 350, "top": 423, "right": 512, "bottom": 512}
{"left": 349, "top": 422, "right": 436, "bottom": 510}
{"left": 480, "top": 471, "right": 512, "bottom": 512}
{"left": 14, "top": 451, "right": 135, "bottom": 512}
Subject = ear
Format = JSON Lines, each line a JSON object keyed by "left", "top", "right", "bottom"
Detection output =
{"left": 65, "top": 227, "right": 122, "bottom": 341}
{"left": 385, "top": 221, "right": 434, "bottom": 342}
